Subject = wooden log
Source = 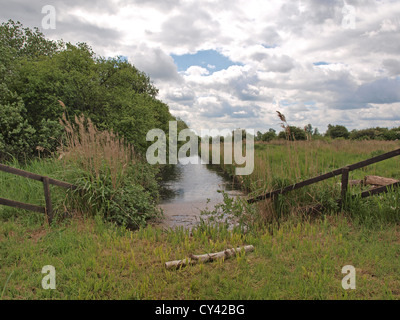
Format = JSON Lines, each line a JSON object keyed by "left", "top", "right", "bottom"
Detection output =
{"left": 364, "top": 175, "right": 399, "bottom": 187}
{"left": 165, "top": 245, "right": 255, "bottom": 270}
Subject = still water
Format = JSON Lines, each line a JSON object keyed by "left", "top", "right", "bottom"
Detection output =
{"left": 158, "top": 156, "right": 245, "bottom": 229}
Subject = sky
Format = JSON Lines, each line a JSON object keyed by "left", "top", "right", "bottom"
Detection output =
{"left": 1, "top": 0, "right": 400, "bottom": 135}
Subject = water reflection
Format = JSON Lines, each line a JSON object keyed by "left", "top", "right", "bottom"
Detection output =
{"left": 157, "top": 156, "right": 245, "bottom": 229}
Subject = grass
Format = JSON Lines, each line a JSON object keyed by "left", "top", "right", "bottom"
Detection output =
{"left": 1, "top": 211, "right": 400, "bottom": 299}
{"left": 234, "top": 139, "right": 400, "bottom": 193}
{"left": 216, "top": 139, "right": 400, "bottom": 224}
{"left": 1, "top": 139, "right": 400, "bottom": 300}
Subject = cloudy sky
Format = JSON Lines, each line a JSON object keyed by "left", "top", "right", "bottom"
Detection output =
{"left": 1, "top": 0, "right": 400, "bottom": 134}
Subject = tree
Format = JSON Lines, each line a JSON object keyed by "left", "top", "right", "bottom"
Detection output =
{"left": 0, "top": 20, "right": 183, "bottom": 158}
{"left": 278, "top": 126, "right": 307, "bottom": 141}
{"left": 326, "top": 124, "right": 350, "bottom": 139}
{"left": 304, "top": 124, "right": 313, "bottom": 140}
{"left": 261, "top": 128, "right": 277, "bottom": 142}
{"left": 0, "top": 84, "right": 36, "bottom": 159}
{"left": 313, "top": 127, "right": 321, "bottom": 137}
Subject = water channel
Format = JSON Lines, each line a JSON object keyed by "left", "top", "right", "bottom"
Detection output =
{"left": 157, "top": 156, "right": 245, "bottom": 229}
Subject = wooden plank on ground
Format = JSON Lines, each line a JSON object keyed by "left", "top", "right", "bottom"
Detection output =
{"left": 364, "top": 175, "right": 399, "bottom": 186}
{"left": 165, "top": 245, "right": 255, "bottom": 269}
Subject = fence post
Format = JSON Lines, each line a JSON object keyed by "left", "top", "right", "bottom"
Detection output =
{"left": 341, "top": 167, "right": 350, "bottom": 207}
{"left": 42, "top": 177, "right": 53, "bottom": 224}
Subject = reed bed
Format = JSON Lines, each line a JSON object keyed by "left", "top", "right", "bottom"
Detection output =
{"left": 58, "top": 111, "right": 136, "bottom": 190}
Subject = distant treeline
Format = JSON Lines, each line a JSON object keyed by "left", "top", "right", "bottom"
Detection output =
{"left": 0, "top": 20, "right": 185, "bottom": 160}
{"left": 255, "top": 124, "right": 400, "bottom": 142}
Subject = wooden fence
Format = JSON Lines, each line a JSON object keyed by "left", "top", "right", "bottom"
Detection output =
{"left": 247, "top": 148, "right": 400, "bottom": 209}
{"left": 0, "top": 164, "right": 77, "bottom": 224}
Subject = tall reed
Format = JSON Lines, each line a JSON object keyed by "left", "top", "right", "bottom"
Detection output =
{"left": 58, "top": 111, "right": 136, "bottom": 190}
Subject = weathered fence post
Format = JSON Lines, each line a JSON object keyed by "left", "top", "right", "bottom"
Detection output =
{"left": 340, "top": 167, "right": 350, "bottom": 207}
{"left": 42, "top": 177, "right": 53, "bottom": 224}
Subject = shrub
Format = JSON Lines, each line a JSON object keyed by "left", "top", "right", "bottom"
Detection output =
{"left": 326, "top": 124, "right": 350, "bottom": 139}
{"left": 58, "top": 109, "right": 161, "bottom": 229}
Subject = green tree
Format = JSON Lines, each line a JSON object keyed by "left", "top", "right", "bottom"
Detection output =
{"left": 326, "top": 124, "right": 350, "bottom": 139}
{"left": 261, "top": 128, "right": 277, "bottom": 142}
{"left": 278, "top": 126, "right": 306, "bottom": 141}
{"left": 0, "top": 20, "right": 181, "bottom": 158}
{"left": 0, "top": 84, "right": 36, "bottom": 158}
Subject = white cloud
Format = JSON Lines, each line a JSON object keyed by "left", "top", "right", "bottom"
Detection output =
{"left": 2, "top": 0, "right": 400, "bottom": 133}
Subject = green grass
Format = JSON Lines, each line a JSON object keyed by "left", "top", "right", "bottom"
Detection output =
{"left": 0, "top": 158, "right": 71, "bottom": 222}
{"left": 1, "top": 211, "right": 400, "bottom": 299}
{"left": 1, "top": 140, "right": 400, "bottom": 300}
{"left": 218, "top": 139, "right": 400, "bottom": 223}
{"left": 238, "top": 139, "right": 400, "bottom": 193}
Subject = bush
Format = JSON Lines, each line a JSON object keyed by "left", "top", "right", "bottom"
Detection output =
{"left": 278, "top": 126, "right": 307, "bottom": 141}
{"left": 0, "top": 84, "right": 36, "bottom": 159}
{"left": 74, "top": 167, "right": 161, "bottom": 229}
{"left": 326, "top": 124, "right": 349, "bottom": 139}
{"left": 59, "top": 111, "right": 161, "bottom": 229}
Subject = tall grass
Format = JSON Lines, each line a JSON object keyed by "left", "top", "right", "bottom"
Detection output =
{"left": 59, "top": 112, "right": 136, "bottom": 190}
{"left": 56, "top": 110, "right": 161, "bottom": 229}
{"left": 209, "top": 137, "right": 400, "bottom": 226}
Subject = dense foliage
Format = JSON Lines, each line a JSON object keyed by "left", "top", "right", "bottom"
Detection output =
{"left": 0, "top": 20, "right": 189, "bottom": 229}
{"left": 0, "top": 20, "right": 177, "bottom": 160}
{"left": 256, "top": 124, "right": 400, "bottom": 142}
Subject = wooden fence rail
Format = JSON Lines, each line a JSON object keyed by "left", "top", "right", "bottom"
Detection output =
{"left": 247, "top": 148, "right": 400, "bottom": 206}
{"left": 0, "top": 163, "right": 77, "bottom": 224}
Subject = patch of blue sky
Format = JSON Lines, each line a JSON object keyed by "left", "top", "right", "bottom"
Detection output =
{"left": 261, "top": 43, "right": 277, "bottom": 49}
{"left": 171, "top": 49, "right": 242, "bottom": 74}
{"left": 313, "top": 61, "right": 330, "bottom": 66}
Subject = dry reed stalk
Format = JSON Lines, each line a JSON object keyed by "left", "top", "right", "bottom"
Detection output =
{"left": 58, "top": 108, "right": 136, "bottom": 189}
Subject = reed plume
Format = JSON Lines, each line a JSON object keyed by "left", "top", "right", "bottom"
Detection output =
{"left": 57, "top": 102, "right": 136, "bottom": 189}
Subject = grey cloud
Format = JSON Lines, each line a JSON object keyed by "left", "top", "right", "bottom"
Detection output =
{"left": 334, "top": 77, "right": 400, "bottom": 109}
{"left": 54, "top": 16, "right": 121, "bottom": 46}
{"left": 197, "top": 99, "right": 261, "bottom": 119}
{"left": 0, "top": 0, "right": 124, "bottom": 52}
{"left": 129, "top": 45, "right": 182, "bottom": 83}
{"left": 249, "top": 51, "right": 295, "bottom": 73}
{"left": 383, "top": 59, "right": 400, "bottom": 76}
{"left": 150, "top": 5, "right": 220, "bottom": 50}
{"left": 263, "top": 55, "right": 295, "bottom": 73}
{"left": 165, "top": 88, "right": 195, "bottom": 103}
{"left": 119, "top": 0, "right": 181, "bottom": 11}
{"left": 0, "top": 0, "right": 122, "bottom": 24}
{"left": 360, "top": 114, "right": 400, "bottom": 121}
{"left": 355, "top": 77, "right": 400, "bottom": 104}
